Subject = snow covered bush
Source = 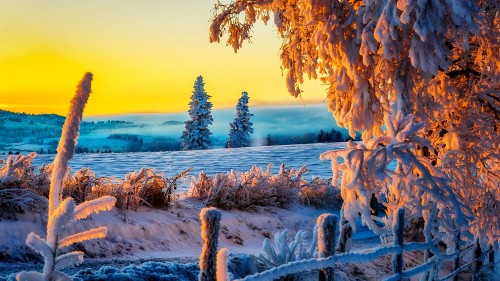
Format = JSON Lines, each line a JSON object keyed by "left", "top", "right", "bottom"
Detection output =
{"left": 225, "top": 91, "right": 254, "bottom": 148}
{"left": 115, "top": 167, "right": 190, "bottom": 210}
{"left": 321, "top": 113, "right": 468, "bottom": 243}
{"left": 181, "top": 76, "right": 214, "bottom": 150}
{"left": 71, "top": 261, "right": 200, "bottom": 281}
{"left": 190, "top": 164, "right": 317, "bottom": 210}
{"left": 0, "top": 189, "right": 48, "bottom": 221}
{"left": 298, "top": 177, "right": 341, "bottom": 208}
{"left": 0, "top": 153, "right": 50, "bottom": 220}
{"left": 62, "top": 167, "right": 115, "bottom": 204}
{"left": 190, "top": 171, "right": 213, "bottom": 199}
{"left": 17, "top": 72, "right": 116, "bottom": 281}
{"left": 257, "top": 228, "right": 317, "bottom": 281}
{"left": 0, "top": 152, "right": 38, "bottom": 189}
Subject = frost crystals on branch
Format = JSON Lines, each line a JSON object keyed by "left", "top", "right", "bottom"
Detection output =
{"left": 321, "top": 112, "right": 467, "bottom": 241}
{"left": 17, "top": 73, "right": 116, "bottom": 281}
{"left": 210, "top": 0, "right": 500, "bottom": 249}
{"left": 181, "top": 76, "right": 214, "bottom": 150}
{"left": 258, "top": 227, "right": 317, "bottom": 280}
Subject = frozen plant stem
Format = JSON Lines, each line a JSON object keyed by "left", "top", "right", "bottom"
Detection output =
{"left": 199, "top": 207, "right": 222, "bottom": 281}
{"left": 17, "top": 73, "right": 116, "bottom": 281}
{"left": 45, "top": 73, "right": 93, "bottom": 279}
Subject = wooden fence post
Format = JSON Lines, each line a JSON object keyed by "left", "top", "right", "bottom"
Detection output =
{"left": 337, "top": 208, "right": 352, "bottom": 253}
{"left": 472, "top": 238, "right": 482, "bottom": 281}
{"left": 489, "top": 243, "right": 494, "bottom": 265}
{"left": 199, "top": 208, "right": 222, "bottom": 281}
{"left": 393, "top": 208, "right": 405, "bottom": 280}
{"left": 453, "top": 232, "right": 461, "bottom": 281}
{"left": 422, "top": 208, "right": 437, "bottom": 281}
{"left": 317, "top": 213, "right": 338, "bottom": 281}
{"left": 216, "top": 248, "right": 230, "bottom": 281}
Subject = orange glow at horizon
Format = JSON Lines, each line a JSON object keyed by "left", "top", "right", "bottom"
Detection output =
{"left": 0, "top": 0, "right": 327, "bottom": 116}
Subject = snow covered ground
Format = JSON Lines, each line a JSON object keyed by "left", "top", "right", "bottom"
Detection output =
{"left": 1, "top": 143, "right": 496, "bottom": 280}
{"left": 0, "top": 198, "right": 332, "bottom": 278}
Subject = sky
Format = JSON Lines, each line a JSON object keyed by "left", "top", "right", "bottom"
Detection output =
{"left": 0, "top": 0, "right": 328, "bottom": 116}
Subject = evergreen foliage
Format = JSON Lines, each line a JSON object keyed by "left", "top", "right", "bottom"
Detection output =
{"left": 225, "top": 91, "right": 254, "bottom": 148}
{"left": 181, "top": 76, "right": 213, "bottom": 150}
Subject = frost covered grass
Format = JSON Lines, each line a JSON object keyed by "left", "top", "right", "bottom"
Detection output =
{"left": 0, "top": 157, "right": 191, "bottom": 215}
{"left": 1, "top": 151, "right": 339, "bottom": 217}
{"left": 189, "top": 164, "right": 341, "bottom": 211}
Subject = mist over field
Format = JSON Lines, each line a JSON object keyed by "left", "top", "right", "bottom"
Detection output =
{"left": 84, "top": 104, "right": 342, "bottom": 140}
{"left": 0, "top": 104, "right": 347, "bottom": 154}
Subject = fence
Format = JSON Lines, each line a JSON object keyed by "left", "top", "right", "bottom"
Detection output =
{"left": 199, "top": 208, "right": 495, "bottom": 281}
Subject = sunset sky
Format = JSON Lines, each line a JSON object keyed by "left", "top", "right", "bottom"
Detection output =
{"left": 0, "top": 0, "right": 327, "bottom": 116}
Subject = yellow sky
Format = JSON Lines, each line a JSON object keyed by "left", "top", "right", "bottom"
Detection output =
{"left": 0, "top": 0, "right": 327, "bottom": 116}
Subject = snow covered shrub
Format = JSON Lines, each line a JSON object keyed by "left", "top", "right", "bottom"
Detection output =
{"left": 190, "top": 164, "right": 307, "bottom": 210}
{"left": 116, "top": 167, "right": 189, "bottom": 210}
{"left": 0, "top": 189, "right": 47, "bottom": 221}
{"left": 63, "top": 167, "right": 115, "bottom": 204}
{"left": 0, "top": 153, "right": 50, "bottom": 219}
{"left": 298, "top": 177, "right": 342, "bottom": 208}
{"left": 257, "top": 228, "right": 317, "bottom": 281}
{"left": 17, "top": 72, "right": 116, "bottom": 281}
{"left": 0, "top": 153, "right": 38, "bottom": 189}
{"left": 190, "top": 171, "right": 213, "bottom": 199}
{"left": 321, "top": 113, "right": 468, "bottom": 243}
{"left": 71, "top": 261, "right": 200, "bottom": 281}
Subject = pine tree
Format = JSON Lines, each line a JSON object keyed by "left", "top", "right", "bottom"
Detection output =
{"left": 180, "top": 76, "right": 213, "bottom": 150}
{"left": 264, "top": 135, "right": 273, "bottom": 146}
{"left": 225, "top": 91, "right": 254, "bottom": 148}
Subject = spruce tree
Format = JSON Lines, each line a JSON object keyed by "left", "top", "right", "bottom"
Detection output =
{"left": 181, "top": 76, "right": 213, "bottom": 150}
{"left": 225, "top": 91, "right": 254, "bottom": 148}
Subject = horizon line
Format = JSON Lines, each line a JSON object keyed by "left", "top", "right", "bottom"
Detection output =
{"left": 1, "top": 102, "right": 329, "bottom": 118}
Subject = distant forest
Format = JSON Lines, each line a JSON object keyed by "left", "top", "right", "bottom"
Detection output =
{"left": 0, "top": 109, "right": 357, "bottom": 154}
{"left": 262, "top": 128, "right": 360, "bottom": 146}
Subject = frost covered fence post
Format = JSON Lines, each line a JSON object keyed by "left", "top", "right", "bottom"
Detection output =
{"left": 392, "top": 209, "right": 404, "bottom": 280}
{"left": 216, "top": 248, "right": 230, "bottom": 281}
{"left": 488, "top": 244, "right": 494, "bottom": 265}
{"left": 317, "top": 213, "right": 338, "bottom": 281}
{"left": 337, "top": 209, "right": 352, "bottom": 253}
{"left": 453, "top": 232, "right": 461, "bottom": 281}
{"left": 472, "top": 238, "right": 482, "bottom": 280}
{"left": 199, "top": 207, "right": 222, "bottom": 281}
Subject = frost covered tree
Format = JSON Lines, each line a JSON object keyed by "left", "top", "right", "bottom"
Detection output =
{"left": 225, "top": 91, "right": 254, "bottom": 148}
{"left": 209, "top": 1, "right": 500, "bottom": 247}
{"left": 17, "top": 73, "right": 116, "bottom": 281}
{"left": 181, "top": 76, "right": 214, "bottom": 150}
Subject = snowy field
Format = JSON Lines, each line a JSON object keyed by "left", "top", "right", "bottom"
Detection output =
{"left": 1, "top": 143, "right": 496, "bottom": 280}
{"left": 30, "top": 143, "right": 349, "bottom": 191}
